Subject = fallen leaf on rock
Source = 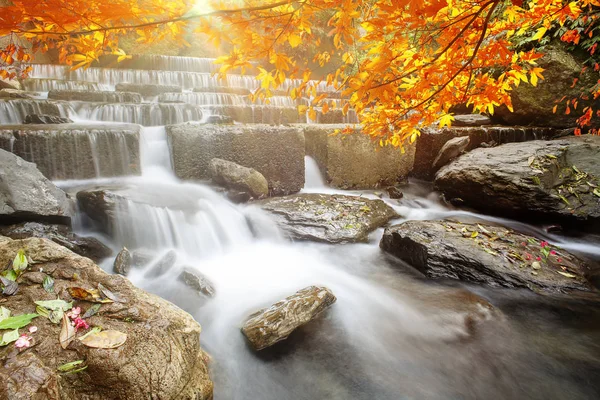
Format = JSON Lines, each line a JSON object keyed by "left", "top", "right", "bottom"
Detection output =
{"left": 82, "top": 304, "right": 101, "bottom": 319}
{"left": 0, "top": 276, "right": 18, "bottom": 295}
{"left": 80, "top": 330, "right": 127, "bottom": 349}
{"left": 57, "top": 360, "right": 85, "bottom": 372}
{"left": 49, "top": 309, "right": 64, "bottom": 324}
{"left": 68, "top": 287, "right": 113, "bottom": 303}
{"left": 78, "top": 326, "right": 101, "bottom": 341}
{"left": 35, "top": 299, "right": 73, "bottom": 311}
{"left": 557, "top": 271, "right": 577, "bottom": 279}
{"left": 98, "top": 283, "right": 127, "bottom": 303}
{"left": 0, "top": 313, "right": 37, "bottom": 330}
{"left": 532, "top": 262, "right": 541, "bottom": 270}
{"left": 43, "top": 275, "right": 54, "bottom": 293}
{"left": 12, "top": 249, "right": 28, "bottom": 273}
{"left": 0, "top": 329, "right": 19, "bottom": 346}
{"left": 593, "top": 188, "right": 600, "bottom": 198}
{"left": 471, "top": 231, "right": 479, "bottom": 238}
{"left": 0, "top": 306, "right": 10, "bottom": 322}
{"left": 60, "top": 314, "right": 76, "bottom": 349}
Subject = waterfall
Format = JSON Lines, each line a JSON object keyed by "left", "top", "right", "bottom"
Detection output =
{"left": 23, "top": 78, "right": 106, "bottom": 92}
{"left": 0, "top": 99, "right": 75, "bottom": 124}
{"left": 77, "top": 103, "right": 205, "bottom": 126}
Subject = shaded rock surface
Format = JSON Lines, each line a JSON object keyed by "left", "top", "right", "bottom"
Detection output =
{"left": 24, "top": 114, "right": 73, "bottom": 124}
{"left": 256, "top": 193, "right": 398, "bottom": 243}
{"left": 209, "top": 158, "right": 269, "bottom": 199}
{"left": 304, "top": 124, "right": 416, "bottom": 189}
{"left": 0, "top": 149, "right": 73, "bottom": 224}
{"left": 432, "top": 136, "right": 470, "bottom": 171}
{"left": 0, "top": 236, "right": 212, "bottom": 400}
{"left": 242, "top": 286, "right": 336, "bottom": 350}
{"left": 115, "top": 83, "right": 182, "bottom": 96}
{"left": 168, "top": 123, "right": 305, "bottom": 195}
{"left": 113, "top": 247, "right": 132, "bottom": 276}
{"left": 493, "top": 44, "right": 600, "bottom": 128}
{"left": 380, "top": 220, "right": 595, "bottom": 293}
{"left": 412, "top": 126, "right": 557, "bottom": 180}
{"left": 452, "top": 114, "right": 492, "bottom": 127}
{"left": 0, "top": 222, "right": 111, "bottom": 262}
{"left": 48, "top": 90, "right": 142, "bottom": 103}
{"left": 76, "top": 190, "right": 123, "bottom": 235}
{"left": 435, "top": 136, "right": 600, "bottom": 228}
{"left": 0, "top": 124, "right": 140, "bottom": 180}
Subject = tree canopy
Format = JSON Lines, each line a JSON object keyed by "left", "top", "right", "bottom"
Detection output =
{"left": 1, "top": 0, "right": 599, "bottom": 148}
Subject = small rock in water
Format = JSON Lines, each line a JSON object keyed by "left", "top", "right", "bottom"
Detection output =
{"left": 386, "top": 186, "right": 404, "bottom": 199}
{"left": 242, "top": 286, "right": 336, "bottom": 351}
{"left": 209, "top": 158, "right": 269, "bottom": 200}
{"left": 432, "top": 136, "right": 470, "bottom": 171}
{"left": 113, "top": 247, "right": 132, "bottom": 276}
{"left": 131, "top": 249, "right": 156, "bottom": 268}
{"left": 145, "top": 250, "right": 177, "bottom": 278}
{"left": 178, "top": 269, "right": 215, "bottom": 297}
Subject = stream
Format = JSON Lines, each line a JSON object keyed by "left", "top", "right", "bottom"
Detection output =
{"left": 54, "top": 123, "right": 600, "bottom": 400}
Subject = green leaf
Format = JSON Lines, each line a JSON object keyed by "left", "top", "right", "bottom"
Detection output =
{"left": 82, "top": 304, "right": 101, "bottom": 319}
{"left": 42, "top": 275, "right": 54, "bottom": 293}
{"left": 34, "top": 299, "right": 72, "bottom": 311}
{"left": 593, "top": 188, "right": 600, "bottom": 198}
{"left": 78, "top": 326, "right": 101, "bottom": 341}
{"left": 559, "top": 195, "right": 571, "bottom": 206}
{"left": 0, "top": 329, "right": 19, "bottom": 346}
{"left": 36, "top": 306, "right": 49, "bottom": 318}
{"left": 63, "top": 365, "right": 88, "bottom": 375}
{"left": 57, "top": 360, "right": 85, "bottom": 372}
{"left": 0, "top": 313, "right": 37, "bottom": 330}
{"left": 2, "top": 269, "right": 17, "bottom": 282}
{"left": 12, "top": 249, "right": 28, "bottom": 273}
{"left": 49, "top": 308, "right": 64, "bottom": 324}
{"left": 572, "top": 165, "right": 581, "bottom": 174}
{"left": 0, "top": 306, "right": 10, "bottom": 322}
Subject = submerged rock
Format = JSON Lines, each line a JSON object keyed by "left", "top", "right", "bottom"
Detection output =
{"left": 209, "top": 158, "right": 269, "bottom": 200}
{"left": 0, "top": 222, "right": 111, "bottom": 262}
{"left": 435, "top": 136, "right": 600, "bottom": 228}
{"left": 380, "top": 220, "right": 595, "bottom": 293}
{"left": 0, "top": 236, "right": 213, "bottom": 399}
{"left": 0, "top": 149, "right": 73, "bottom": 225}
{"left": 167, "top": 123, "right": 305, "bottom": 195}
{"left": 113, "top": 247, "right": 132, "bottom": 276}
{"left": 432, "top": 136, "right": 470, "bottom": 171}
{"left": 145, "top": 250, "right": 178, "bottom": 278}
{"left": 256, "top": 193, "right": 398, "bottom": 243}
{"left": 303, "top": 124, "right": 416, "bottom": 189}
{"left": 24, "top": 114, "right": 74, "bottom": 124}
{"left": 242, "top": 286, "right": 336, "bottom": 350}
{"left": 179, "top": 269, "right": 216, "bottom": 297}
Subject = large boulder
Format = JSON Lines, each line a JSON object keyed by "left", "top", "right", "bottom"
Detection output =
{"left": 0, "top": 222, "right": 111, "bottom": 262}
{"left": 493, "top": 43, "right": 600, "bottom": 128}
{"left": 242, "top": 286, "right": 336, "bottom": 350}
{"left": 304, "top": 124, "right": 416, "bottom": 189}
{"left": 380, "top": 220, "right": 596, "bottom": 293}
{"left": 412, "top": 126, "right": 557, "bottom": 180}
{"left": 168, "top": 123, "right": 305, "bottom": 195}
{"left": 0, "top": 149, "right": 73, "bottom": 225}
{"left": 209, "top": 158, "right": 269, "bottom": 200}
{"left": 115, "top": 83, "right": 182, "bottom": 96}
{"left": 255, "top": 193, "right": 398, "bottom": 243}
{"left": 434, "top": 136, "right": 600, "bottom": 228}
{"left": 48, "top": 90, "right": 142, "bottom": 103}
{"left": 0, "top": 236, "right": 212, "bottom": 399}
{"left": 0, "top": 124, "right": 140, "bottom": 180}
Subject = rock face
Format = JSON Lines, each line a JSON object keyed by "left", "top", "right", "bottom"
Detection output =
{"left": 432, "top": 136, "right": 470, "bottom": 171}
{"left": 452, "top": 114, "right": 492, "bottom": 127}
{"left": 48, "top": 90, "right": 142, "bottom": 103}
{"left": 412, "top": 126, "right": 558, "bottom": 180}
{"left": 0, "top": 124, "right": 140, "bottom": 180}
{"left": 0, "top": 237, "right": 212, "bottom": 400}
{"left": 113, "top": 247, "right": 132, "bottom": 275}
{"left": 304, "top": 125, "right": 416, "bottom": 189}
{"left": 435, "top": 136, "right": 600, "bottom": 228}
{"left": 0, "top": 222, "right": 112, "bottom": 262}
{"left": 24, "top": 114, "right": 74, "bottom": 124}
{"left": 209, "top": 158, "right": 269, "bottom": 199}
{"left": 0, "top": 149, "right": 73, "bottom": 224}
{"left": 242, "top": 286, "right": 336, "bottom": 350}
{"left": 380, "top": 220, "right": 595, "bottom": 293}
{"left": 256, "top": 193, "right": 398, "bottom": 243}
{"left": 115, "top": 83, "right": 182, "bottom": 96}
{"left": 168, "top": 123, "right": 305, "bottom": 195}
{"left": 493, "top": 44, "right": 600, "bottom": 128}
{"left": 76, "top": 190, "right": 123, "bottom": 235}
{"left": 179, "top": 269, "right": 215, "bottom": 297}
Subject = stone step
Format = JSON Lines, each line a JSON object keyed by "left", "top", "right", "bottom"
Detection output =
{"left": 94, "top": 54, "right": 221, "bottom": 73}
{"left": 74, "top": 103, "right": 203, "bottom": 126}
{"left": 158, "top": 92, "right": 306, "bottom": 108}
{"left": 0, "top": 99, "right": 75, "bottom": 124}
{"left": 167, "top": 123, "right": 305, "bottom": 195}
{"left": 23, "top": 78, "right": 105, "bottom": 92}
{"left": 48, "top": 89, "right": 142, "bottom": 103}
{"left": 115, "top": 83, "right": 182, "bottom": 96}
{"left": 201, "top": 105, "right": 358, "bottom": 125}
{"left": 0, "top": 123, "right": 140, "bottom": 180}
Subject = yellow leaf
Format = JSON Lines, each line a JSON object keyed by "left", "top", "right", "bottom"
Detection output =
{"left": 288, "top": 33, "right": 302, "bottom": 48}
{"left": 438, "top": 114, "right": 454, "bottom": 128}
{"left": 80, "top": 330, "right": 127, "bottom": 349}
{"left": 532, "top": 27, "right": 547, "bottom": 41}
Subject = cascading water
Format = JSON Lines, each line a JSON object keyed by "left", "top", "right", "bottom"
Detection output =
{"left": 0, "top": 99, "right": 76, "bottom": 124}
{"left": 11, "top": 55, "right": 598, "bottom": 400}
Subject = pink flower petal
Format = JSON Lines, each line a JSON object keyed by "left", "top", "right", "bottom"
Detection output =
{"left": 15, "top": 335, "right": 31, "bottom": 349}
{"left": 28, "top": 326, "right": 38, "bottom": 333}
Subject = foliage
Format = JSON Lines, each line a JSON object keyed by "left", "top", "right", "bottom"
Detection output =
{"left": 2, "top": 0, "right": 600, "bottom": 147}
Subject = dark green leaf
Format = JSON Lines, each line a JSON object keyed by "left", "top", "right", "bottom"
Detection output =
{"left": 2, "top": 269, "right": 17, "bottom": 282}
{"left": 82, "top": 304, "right": 101, "bottom": 319}
{"left": 57, "top": 360, "right": 85, "bottom": 372}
